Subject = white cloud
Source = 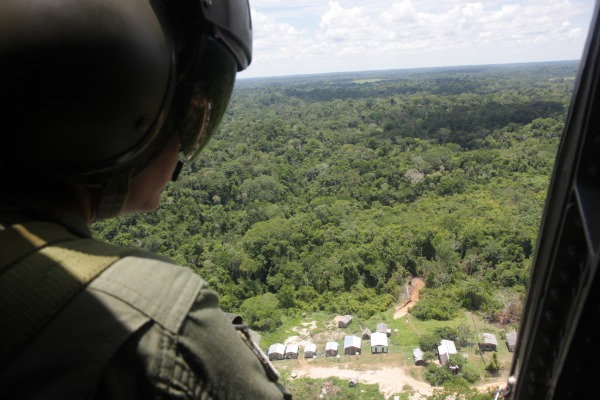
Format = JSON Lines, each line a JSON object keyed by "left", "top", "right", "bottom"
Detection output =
{"left": 385, "top": 1, "right": 418, "bottom": 23}
{"left": 319, "top": 1, "right": 370, "bottom": 42}
{"left": 251, "top": 9, "right": 316, "bottom": 60}
{"left": 240, "top": 0, "right": 594, "bottom": 78}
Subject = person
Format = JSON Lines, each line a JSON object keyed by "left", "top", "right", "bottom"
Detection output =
{"left": 0, "top": 0, "right": 292, "bottom": 398}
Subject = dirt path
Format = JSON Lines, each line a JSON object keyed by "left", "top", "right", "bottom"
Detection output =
{"left": 394, "top": 277, "right": 425, "bottom": 319}
{"left": 293, "top": 365, "right": 433, "bottom": 399}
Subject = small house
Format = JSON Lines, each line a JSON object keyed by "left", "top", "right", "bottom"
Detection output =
{"left": 413, "top": 348, "right": 425, "bottom": 366}
{"left": 376, "top": 323, "right": 388, "bottom": 334}
{"left": 304, "top": 343, "right": 317, "bottom": 359}
{"left": 285, "top": 343, "right": 299, "bottom": 359}
{"left": 344, "top": 335, "right": 362, "bottom": 355}
{"left": 437, "top": 339, "right": 457, "bottom": 366}
{"left": 362, "top": 328, "right": 371, "bottom": 340}
{"left": 370, "top": 332, "right": 388, "bottom": 353}
{"left": 348, "top": 376, "right": 358, "bottom": 387}
{"left": 506, "top": 331, "right": 518, "bottom": 352}
{"left": 268, "top": 343, "right": 286, "bottom": 361}
{"left": 478, "top": 333, "right": 498, "bottom": 352}
{"left": 339, "top": 315, "right": 353, "bottom": 328}
{"left": 325, "top": 341, "right": 339, "bottom": 357}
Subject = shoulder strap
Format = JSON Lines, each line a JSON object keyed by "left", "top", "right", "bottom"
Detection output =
{"left": 0, "top": 222, "right": 137, "bottom": 367}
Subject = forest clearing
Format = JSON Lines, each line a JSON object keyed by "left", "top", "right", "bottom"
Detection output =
{"left": 268, "top": 280, "right": 510, "bottom": 399}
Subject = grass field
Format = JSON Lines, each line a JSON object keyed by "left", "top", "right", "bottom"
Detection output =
{"left": 257, "top": 310, "right": 515, "bottom": 398}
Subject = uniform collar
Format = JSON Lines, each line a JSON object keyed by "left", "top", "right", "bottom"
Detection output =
{"left": 0, "top": 203, "right": 91, "bottom": 238}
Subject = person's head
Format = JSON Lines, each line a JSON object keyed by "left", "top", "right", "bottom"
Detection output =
{"left": 0, "top": 0, "right": 252, "bottom": 221}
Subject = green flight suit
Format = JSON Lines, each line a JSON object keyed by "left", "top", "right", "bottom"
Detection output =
{"left": 0, "top": 207, "right": 291, "bottom": 399}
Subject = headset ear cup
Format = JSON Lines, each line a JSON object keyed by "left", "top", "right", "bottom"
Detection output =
{"left": 130, "top": 47, "right": 178, "bottom": 177}
{"left": 0, "top": 0, "right": 174, "bottom": 183}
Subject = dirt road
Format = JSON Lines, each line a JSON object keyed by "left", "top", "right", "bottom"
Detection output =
{"left": 293, "top": 364, "right": 433, "bottom": 399}
{"left": 394, "top": 277, "right": 425, "bottom": 319}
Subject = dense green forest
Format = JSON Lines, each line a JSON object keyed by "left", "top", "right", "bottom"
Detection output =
{"left": 92, "top": 61, "right": 577, "bottom": 332}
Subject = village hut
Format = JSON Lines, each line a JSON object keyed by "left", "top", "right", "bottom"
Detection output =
{"left": 376, "top": 322, "right": 392, "bottom": 337}
{"left": 370, "top": 332, "right": 389, "bottom": 353}
{"left": 362, "top": 328, "right": 371, "bottom": 340}
{"left": 344, "top": 335, "right": 362, "bottom": 355}
{"left": 268, "top": 343, "right": 286, "bottom": 361}
{"left": 506, "top": 331, "right": 518, "bottom": 352}
{"left": 348, "top": 377, "right": 358, "bottom": 387}
{"left": 478, "top": 333, "right": 499, "bottom": 352}
{"left": 325, "top": 341, "right": 339, "bottom": 357}
{"left": 437, "top": 339, "right": 457, "bottom": 366}
{"left": 285, "top": 343, "right": 299, "bottom": 359}
{"left": 304, "top": 343, "right": 317, "bottom": 359}
{"left": 338, "top": 315, "right": 353, "bottom": 328}
{"left": 413, "top": 348, "right": 425, "bottom": 366}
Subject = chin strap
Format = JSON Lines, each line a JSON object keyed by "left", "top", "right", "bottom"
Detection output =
{"left": 171, "top": 160, "right": 184, "bottom": 181}
{"left": 95, "top": 172, "right": 131, "bottom": 220}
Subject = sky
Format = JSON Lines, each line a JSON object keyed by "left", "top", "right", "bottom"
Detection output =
{"left": 239, "top": 0, "right": 596, "bottom": 78}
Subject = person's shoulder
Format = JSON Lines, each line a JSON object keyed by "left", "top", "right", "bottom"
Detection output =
{"left": 89, "top": 248, "right": 208, "bottom": 333}
{"left": 112, "top": 249, "right": 205, "bottom": 284}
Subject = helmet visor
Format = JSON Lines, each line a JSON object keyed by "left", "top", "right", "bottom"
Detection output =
{"left": 173, "top": 36, "right": 237, "bottom": 161}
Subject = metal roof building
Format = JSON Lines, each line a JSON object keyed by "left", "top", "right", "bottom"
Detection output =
{"left": 285, "top": 343, "right": 299, "bottom": 359}
{"left": 344, "top": 335, "right": 362, "bottom": 355}
{"left": 370, "top": 332, "right": 388, "bottom": 353}
{"left": 478, "top": 333, "right": 498, "bottom": 352}
{"left": 304, "top": 342, "right": 317, "bottom": 358}
{"left": 338, "top": 315, "right": 353, "bottom": 328}
{"left": 325, "top": 341, "right": 339, "bottom": 356}
{"left": 506, "top": 331, "right": 518, "bottom": 352}
{"left": 268, "top": 343, "right": 286, "bottom": 361}
{"left": 413, "top": 348, "right": 425, "bottom": 365}
{"left": 437, "top": 339, "right": 457, "bottom": 366}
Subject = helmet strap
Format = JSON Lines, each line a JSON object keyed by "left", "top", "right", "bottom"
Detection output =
{"left": 171, "top": 160, "right": 184, "bottom": 182}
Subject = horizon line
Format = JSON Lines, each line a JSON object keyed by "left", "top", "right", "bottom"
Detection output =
{"left": 237, "top": 59, "right": 580, "bottom": 81}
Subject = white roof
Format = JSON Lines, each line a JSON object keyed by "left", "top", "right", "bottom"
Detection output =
{"left": 413, "top": 348, "right": 424, "bottom": 358}
{"left": 370, "top": 332, "right": 388, "bottom": 347}
{"left": 269, "top": 343, "right": 286, "bottom": 354}
{"left": 286, "top": 344, "right": 299, "bottom": 353}
{"left": 344, "top": 335, "right": 361, "bottom": 348}
{"left": 304, "top": 343, "right": 317, "bottom": 352}
{"left": 326, "top": 341, "right": 339, "bottom": 351}
{"left": 480, "top": 333, "right": 498, "bottom": 346}
{"left": 438, "top": 339, "right": 457, "bottom": 355}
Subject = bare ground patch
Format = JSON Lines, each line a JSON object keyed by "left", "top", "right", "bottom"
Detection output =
{"left": 395, "top": 277, "right": 425, "bottom": 319}
{"left": 293, "top": 365, "right": 432, "bottom": 399}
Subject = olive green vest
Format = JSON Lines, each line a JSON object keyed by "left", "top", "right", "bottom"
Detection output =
{"left": 0, "top": 222, "right": 135, "bottom": 367}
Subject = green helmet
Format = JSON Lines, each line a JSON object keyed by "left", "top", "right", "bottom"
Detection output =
{"left": 0, "top": 0, "right": 252, "bottom": 183}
